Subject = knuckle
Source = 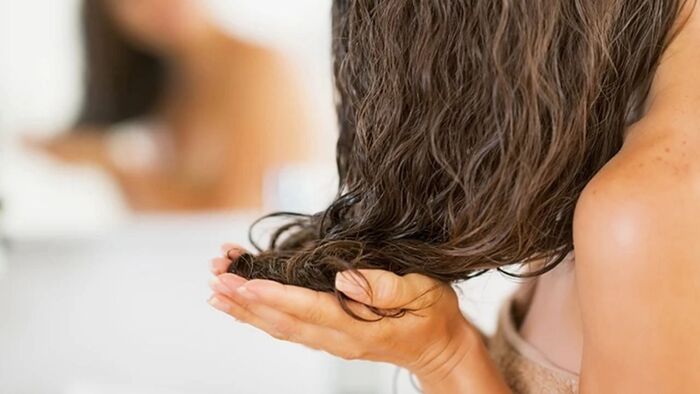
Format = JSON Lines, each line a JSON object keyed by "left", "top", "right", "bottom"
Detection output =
{"left": 269, "top": 319, "right": 295, "bottom": 341}
{"left": 376, "top": 275, "right": 401, "bottom": 304}
{"left": 216, "top": 300, "right": 244, "bottom": 321}
{"left": 237, "top": 300, "right": 253, "bottom": 312}
{"left": 422, "top": 284, "right": 449, "bottom": 308}
{"left": 406, "top": 275, "right": 443, "bottom": 308}
{"left": 305, "top": 305, "right": 325, "bottom": 325}
{"left": 233, "top": 309, "right": 253, "bottom": 324}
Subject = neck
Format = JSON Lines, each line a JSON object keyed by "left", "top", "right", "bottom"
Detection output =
{"left": 644, "top": 1, "right": 700, "bottom": 120}
{"left": 156, "top": 26, "right": 239, "bottom": 120}
{"left": 166, "top": 25, "right": 235, "bottom": 84}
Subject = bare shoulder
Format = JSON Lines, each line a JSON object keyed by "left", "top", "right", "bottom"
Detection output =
{"left": 574, "top": 122, "right": 700, "bottom": 268}
{"left": 573, "top": 124, "right": 700, "bottom": 391}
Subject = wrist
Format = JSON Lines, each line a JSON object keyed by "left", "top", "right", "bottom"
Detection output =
{"left": 412, "top": 322, "right": 511, "bottom": 394}
{"left": 412, "top": 321, "right": 479, "bottom": 384}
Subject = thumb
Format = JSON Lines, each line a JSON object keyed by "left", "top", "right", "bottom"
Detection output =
{"left": 335, "top": 269, "right": 440, "bottom": 309}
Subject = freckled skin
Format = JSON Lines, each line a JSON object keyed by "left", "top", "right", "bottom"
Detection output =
{"left": 572, "top": 33, "right": 700, "bottom": 388}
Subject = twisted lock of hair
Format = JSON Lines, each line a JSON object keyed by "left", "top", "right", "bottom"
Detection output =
{"left": 228, "top": 0, "right": 687, "bottom": 319}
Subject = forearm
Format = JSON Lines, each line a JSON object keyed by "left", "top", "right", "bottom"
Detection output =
{"left": 415, "top": 326, "right": 512, "bottom": 394}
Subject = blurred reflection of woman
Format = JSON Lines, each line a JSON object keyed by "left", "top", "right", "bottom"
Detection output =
{"left": 30, "top": 0, "right": 309, "bottom": 211}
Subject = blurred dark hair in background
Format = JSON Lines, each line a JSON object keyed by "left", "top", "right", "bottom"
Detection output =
{"left": 78, "top": 0, "right": 165, "bottom": 127}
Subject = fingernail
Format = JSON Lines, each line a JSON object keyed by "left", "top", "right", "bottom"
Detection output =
{"left": 335, "top": 272, "right": 366, "bottom": 298}
{"left": 208, "top": 296, "right": 229, "bottom": 312}
{"left": 224, "top": 246, "right": 244, "bottom": 260}
{"left": 219, "top": 274, "right": 247, "bottom": 291}
{"left": 209, "top": 258, "right": 219, "bottom": 273}
{"left": 209, "top": 277, "right": 231, "bottom": 294}
{"left": 237, "top": 286, "right": 257, "bottom": 300}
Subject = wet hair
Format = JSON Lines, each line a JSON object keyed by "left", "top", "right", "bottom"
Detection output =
{"left": 76, "top": 0, "right": 165, "bottom": 127}
{"left": 229, "top": 0, "right": 687, "bottom": 317}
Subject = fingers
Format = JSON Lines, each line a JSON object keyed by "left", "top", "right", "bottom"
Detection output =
{"left": 208, "top": 293, "right": 351, "bottom": 355}
{"left": 212, "top": 251, "right": 441, "bottom": 315}
{"left": 210, "top": 273, "right": 248, "bottom": 292}
{"left": 210, "top": 257, "right": 231, "bottom": 275}
{"left": 220, "top": 278, "right": 353, "bottom": 327}
{"left": 210, "top": 244, "right": 248, "bottom": 275}
{"left": 220, "top": 243, "right": 247, "bottom": 259}
{"left": 336, "top": 270, "right": 442, "bottom": 310}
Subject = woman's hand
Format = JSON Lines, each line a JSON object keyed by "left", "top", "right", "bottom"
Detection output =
{"left": 207, "top": 243, "right": 480, "bottom": 383}
{"left": 24, "top": 129, "right": 110, "bottom": 167}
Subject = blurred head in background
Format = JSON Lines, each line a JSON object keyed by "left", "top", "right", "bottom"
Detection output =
{"left": 80, "top": 0, "right": 218, "bottom": 126}
{"left": 25, "top": 0, "right": 310, "bottom": 212}
{"left": 103, "top": 0, "right": 212, "bottom": 54}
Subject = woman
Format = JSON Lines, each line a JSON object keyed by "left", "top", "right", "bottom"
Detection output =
{"left": 29, "top": 0, "right": 309, "bottom": 211}
{"left": 208, "top": 1, "right": 700, "bottom": 392}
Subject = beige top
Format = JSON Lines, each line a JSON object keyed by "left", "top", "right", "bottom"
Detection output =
{"left": 488, "top": 294, "right": 579, "bottom": 393}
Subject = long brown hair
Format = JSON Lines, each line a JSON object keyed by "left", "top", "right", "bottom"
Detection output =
{"left": 77, "top": 0, "right": 165, "bottom": 127}
{"left": 230, "top": 0, "right": 687, "bottom": 317}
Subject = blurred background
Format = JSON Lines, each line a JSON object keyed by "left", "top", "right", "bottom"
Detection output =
{"left": 0, "top": 0, "right": 518, "bottom": 393}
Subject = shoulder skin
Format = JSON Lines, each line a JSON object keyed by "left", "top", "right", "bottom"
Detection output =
{"left": 573, "top": 117, "right": 700, "bottom": 393}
